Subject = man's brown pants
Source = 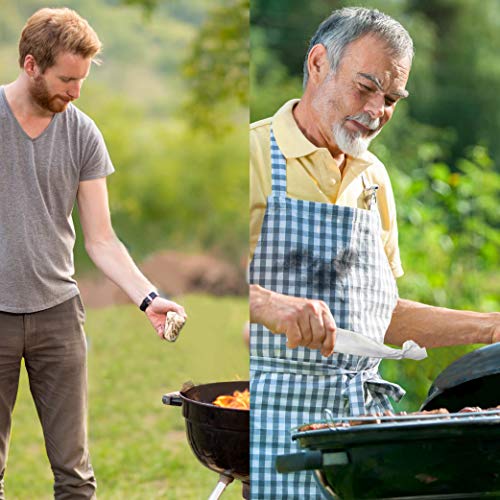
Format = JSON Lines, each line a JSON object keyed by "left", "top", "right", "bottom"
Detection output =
{"left": 0, "top": 295, "right": 96, "bottom": 499}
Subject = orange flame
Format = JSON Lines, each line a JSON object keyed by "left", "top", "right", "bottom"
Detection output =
{"left": 212, "top": 389, "right": 250, "bottom": 410}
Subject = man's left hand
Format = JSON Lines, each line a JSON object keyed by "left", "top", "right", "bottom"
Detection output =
{"left": 145, "top": 297, "right": 187, "bottom": 339}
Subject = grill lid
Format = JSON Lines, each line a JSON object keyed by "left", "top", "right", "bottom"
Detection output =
{"left": 421, "top": 343, "right": 500, "bottom": 411}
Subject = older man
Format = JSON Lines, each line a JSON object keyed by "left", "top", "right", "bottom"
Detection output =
{"left": 0, "top": 8, "right": 185, "bottom": 499}
{"left": 249, "top": 7, "right": 499, "bottom": 498}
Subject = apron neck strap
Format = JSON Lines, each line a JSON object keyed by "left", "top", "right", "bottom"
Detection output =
{"left": 270, "top": 128, "right": 287, "bottom": 196}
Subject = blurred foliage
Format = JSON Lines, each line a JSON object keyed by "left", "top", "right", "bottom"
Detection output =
{"left": 120, "top": 0, "right": 158, "bottom": 15}
{"left": 251, "top": 0, "right": 499, "bottom": 410}
{"left": 183, "top": 0, "right": 249, "bottom": 133}
{"left": 1, "top": 0, "right": 248, "bottom": 270}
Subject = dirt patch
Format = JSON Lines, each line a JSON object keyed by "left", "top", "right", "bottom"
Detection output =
{"left": 77, "top": 251, "right": 247, "bottom": 308}
{"left": 164, "top": 430, "right": 187, "bottom": 445}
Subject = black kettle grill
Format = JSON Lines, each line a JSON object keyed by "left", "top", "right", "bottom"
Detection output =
{"left": 163, "top": 380, "right": 249, "bottom": 499}
{"left": 276, "top": 344, "right": 500, "bottom": 499}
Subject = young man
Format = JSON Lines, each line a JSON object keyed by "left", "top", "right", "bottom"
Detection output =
{"left": 0, "top": 8, "right": 186, "bottom": 498}
{"left": 249, "top": 7, "right": 499, "bottom": 498}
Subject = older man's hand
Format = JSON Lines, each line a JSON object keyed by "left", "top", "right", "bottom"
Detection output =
{"left": 250, "top": 284, "right": 336, "bottom": 357}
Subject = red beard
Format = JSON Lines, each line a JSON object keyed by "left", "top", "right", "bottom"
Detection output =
{"left": 29, "top": 75, "right": 70, "bottom": 113}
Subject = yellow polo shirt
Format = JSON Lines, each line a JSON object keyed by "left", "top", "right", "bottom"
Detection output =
{"left": 250, "top": 99, "right": 404, "bottom": 278}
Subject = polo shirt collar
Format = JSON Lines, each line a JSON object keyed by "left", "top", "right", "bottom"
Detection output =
{"left": 273, "top": 99, "right": 317, "bottom": 159}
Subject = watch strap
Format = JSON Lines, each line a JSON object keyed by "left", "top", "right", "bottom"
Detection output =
{"left": 139, "top": 291, "right": 159, "bottom": 312}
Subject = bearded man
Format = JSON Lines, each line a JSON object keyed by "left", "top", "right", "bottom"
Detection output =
{"left": 249, "top": 7, "right": 499, "bottom": 498}
{"left": 0, "top": 8, "right": 185, "bottom": 499}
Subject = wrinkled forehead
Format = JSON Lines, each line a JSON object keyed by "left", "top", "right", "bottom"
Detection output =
{"left": 350, "top": 32, "right": 412, "bottom": 59}
{"left": 339, "top": 35, "right": 411, "bottom": 87}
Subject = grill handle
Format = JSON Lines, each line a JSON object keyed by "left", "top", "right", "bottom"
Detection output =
{"left": 162, "top": 392, "right": 183, "bottom": 407}
{"left": 276, "top": 450, "right": 348, "bottom": 473}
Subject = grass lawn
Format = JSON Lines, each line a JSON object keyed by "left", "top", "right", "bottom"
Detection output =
{"left": 5, "top": 294, "right": 249, "bottom": 499}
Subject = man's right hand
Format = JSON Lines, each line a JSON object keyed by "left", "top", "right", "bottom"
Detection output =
{"left": 249, "top": 284, "right": 336, "bottom": 357}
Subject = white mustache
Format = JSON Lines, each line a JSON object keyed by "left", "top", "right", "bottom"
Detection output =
{"left": 347, "top": 113, "right": 380, "bottom": 131}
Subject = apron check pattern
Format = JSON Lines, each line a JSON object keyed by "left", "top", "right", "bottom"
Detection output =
{"left": 249, "top": 129, "right": 403, "bottom": 498}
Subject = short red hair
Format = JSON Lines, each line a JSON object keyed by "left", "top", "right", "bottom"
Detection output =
{"left": 19, "top": 7, "right": 102, "bottom": 72}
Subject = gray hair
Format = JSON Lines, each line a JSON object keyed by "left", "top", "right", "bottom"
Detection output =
{"left": 303, "top": 7, "right": 414, "bottom": 87}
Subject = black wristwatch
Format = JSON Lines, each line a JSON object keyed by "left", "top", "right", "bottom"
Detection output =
{"left": 139, "top": 291, "right": 159, "bottom": 312}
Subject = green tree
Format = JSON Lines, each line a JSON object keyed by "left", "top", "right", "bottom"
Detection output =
{"left": 183, "top": 0, "right": 249, "bottom": 133}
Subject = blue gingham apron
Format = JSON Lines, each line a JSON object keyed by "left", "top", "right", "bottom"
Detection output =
{"left": 249, "top": 130, "right": 405, "bottom": 499}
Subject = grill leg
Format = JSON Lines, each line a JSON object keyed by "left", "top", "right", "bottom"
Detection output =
{"left": 207, "top": 474, "right": 234, "bottom": 500}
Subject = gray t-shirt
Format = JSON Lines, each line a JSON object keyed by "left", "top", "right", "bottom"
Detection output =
{"left": 0, "top": 86, "right": 114, "bottom": 313}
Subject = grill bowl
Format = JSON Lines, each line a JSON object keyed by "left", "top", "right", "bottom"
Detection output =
{"left": 278, "top": 344, "right": 500, "bottom": 499}
{"left": 282, "top": 414, "right": 500, "bottom": 499}
{"left": 163, "top": 380, "right": 249, "bottom": 482}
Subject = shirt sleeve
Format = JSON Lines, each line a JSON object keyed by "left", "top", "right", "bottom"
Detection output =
{"left": 79, "top": 118, "right": 114, "bottom": 181}
{"left": 249, "top": 122, "right": 272, "bottom": 259}
{"left": 378, "top": 167, "right": 404, "bottom": 278}
{"left": 385, "top": 222, "right": 404, "bottom": 279}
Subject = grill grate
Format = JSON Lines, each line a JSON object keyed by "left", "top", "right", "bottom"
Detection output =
{"left": 289, "top": 407, "right": 500, "bottom": 433}
{"left": 323, "top": 408, "right": 500, "bottom": 423}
